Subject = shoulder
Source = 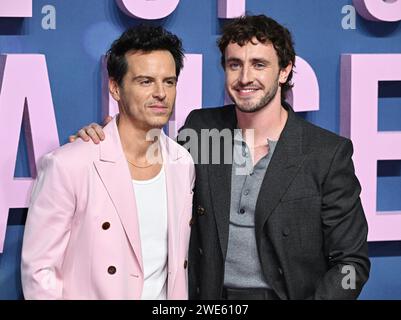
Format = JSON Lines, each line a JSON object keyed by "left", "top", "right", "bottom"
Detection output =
{"left": 294, "top": 114, "right": 350, "bottom": 152}
{"left": 183, "top": 105, "right": 236, "bottom": 130}
{"left": 38, "top": 139, "right": 99, "bottom": 173}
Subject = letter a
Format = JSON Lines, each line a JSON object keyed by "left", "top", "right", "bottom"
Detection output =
{"left": 0, "top": 54, "right": 59, "bottom": 252}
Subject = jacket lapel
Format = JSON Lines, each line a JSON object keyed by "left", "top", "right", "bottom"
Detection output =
{"left": 253, "top": 108, "right": 307, "bottom": 300}
{"left": 208, "top": 162, "right": 233, "bottom": 260}
{"left": 93, "top": 117, "right": 143, "bottom": 273}
{"left": 208, "top": 106, "right": 237, "bottom": 260}
{"left": 159, "top": 131, "right": 186, "bottom": 297}
{"left": 254, "top": 108, "right": 307, "bottom": 233}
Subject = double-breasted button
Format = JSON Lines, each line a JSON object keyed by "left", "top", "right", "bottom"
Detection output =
{"left": 198, "top": 247, "right": 203, "bottom": 255}
{"left": 108, "top": 266, "right": 116, "bottom": 275}
{"left": 197, "top": 205, "right": 205, "bottom": 216}
{"left": 102, "top": 222, "right": 110, "bottom": 230}
{"left": 282, "top": 227, "right": 290, "bottom": 236}
{"left": 184, "top": 260, "right": 188, "bottom": 269}
{"left": 278, "top": 267, "right": 283, "bottom": 275}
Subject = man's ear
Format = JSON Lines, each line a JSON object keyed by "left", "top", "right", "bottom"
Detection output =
{"left": 109, "top": 78, "right": 121, "bottom": 101}
{"left": 279, "top": 61, "right": 293, "bottom": 84}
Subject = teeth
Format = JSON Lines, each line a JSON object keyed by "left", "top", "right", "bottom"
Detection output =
{"left": 239, "top": 89, "right": 257, "bottom": 93}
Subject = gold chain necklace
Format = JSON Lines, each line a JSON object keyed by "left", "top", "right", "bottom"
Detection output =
{"left": 126, "top": 159, "right": 154, "bottom": 169}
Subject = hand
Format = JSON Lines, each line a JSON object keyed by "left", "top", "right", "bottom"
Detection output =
{"left": 68, "top": 116, "right": 112, "bottom": 144}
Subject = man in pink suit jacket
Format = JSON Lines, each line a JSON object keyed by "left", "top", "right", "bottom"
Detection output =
{"left": 21, "top": 25, "right": 195, "bottom": 300}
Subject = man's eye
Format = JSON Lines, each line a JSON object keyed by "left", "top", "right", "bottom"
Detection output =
{"left": 255, "top": 63, "right": 265, "bottom": 69}
{"left": 140, "top": 79, "right": 152, "bottom": 85}
{"left": 166, "top": 80, "right": 177, "bottom": 86}
{"left": 228, "top": 63, "right": 240, "bottom": 70}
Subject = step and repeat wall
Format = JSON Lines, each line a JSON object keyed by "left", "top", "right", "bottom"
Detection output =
{"left": 0, "top": 0, "right": 401, "bottom": 299}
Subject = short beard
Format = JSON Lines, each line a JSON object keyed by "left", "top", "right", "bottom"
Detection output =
{"left": 231, "top": 78, "right": 280, "bottom": 114}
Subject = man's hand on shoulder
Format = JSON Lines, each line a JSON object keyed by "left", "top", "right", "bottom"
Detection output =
{"left": 68, "top": 116, "right": 112, "bottom": 144}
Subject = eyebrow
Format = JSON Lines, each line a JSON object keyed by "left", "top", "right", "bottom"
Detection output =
{"left": 225, "top": 57, "right": 271, "bottom": 65}
{"left": 132, "top": 75, "right": 177, "bottom": 81}
{"left": 251, "top": 58, "right": 271, "bottom": 65}
{"left": 226, "top": 57, "right": 242, "bottom": 64}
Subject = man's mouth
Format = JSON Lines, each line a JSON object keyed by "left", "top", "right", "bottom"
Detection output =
{"left": 235, "top": 87, "right": 260, "bottom": 96}
{"left": 148, "top": 104, "right": 168, "bottom": 113}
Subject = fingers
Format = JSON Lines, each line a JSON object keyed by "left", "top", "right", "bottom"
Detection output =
{"left": 69, "top": 135, "right": 77, "bottom": 143}
{"left": 77, "top": 128, "right": 91, "bottom": 142}
{"left": 75, "top": 123, "right": 106, "bottom": 144}
{"left": 92, "top": 123, "right": 105, "bottom": 141}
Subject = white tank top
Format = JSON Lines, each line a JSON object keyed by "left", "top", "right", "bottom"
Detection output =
{"left": 132, "top": 166, "right": 168, "bottom": 300}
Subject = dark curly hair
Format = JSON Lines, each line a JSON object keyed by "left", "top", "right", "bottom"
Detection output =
{"left": 107, "top": 25, "right": 184, "bottom": 86}
{"left": 218, "top": 15, "right": 296, "bottom": 101}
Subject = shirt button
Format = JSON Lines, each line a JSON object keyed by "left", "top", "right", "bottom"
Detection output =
{"left": 184, "top": 260, "right": 188, "bottom": 269}
{"left": 102, "top": 222, "right": 110, "bottom": 230}
{"left": 249, "top": 171, "right": 254, "bottom": 176}
{"left": 244, "top": 189, "right": 249, "bottom": 196}
{"left": 239, "top": 208, "right": 245, "bottom": 214}
{"left": 108, "top": 266, "right": 116, "bottom": 275}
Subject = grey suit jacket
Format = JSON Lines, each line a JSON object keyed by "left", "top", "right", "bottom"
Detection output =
{"left": 179, "top": 103, "right": 370, "bottom": 300}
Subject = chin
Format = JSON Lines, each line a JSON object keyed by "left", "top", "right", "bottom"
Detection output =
{"left": 233, "top": 99, "right": 264, "bottom": 113}
{"left": 236, "top": 105, "right": 264, "bottom": 113}
{"left": 148, "top": 119, "right": 170, "bottom": 129}
{"left": 148, "top": 123, "right": 166, "bottom": 130}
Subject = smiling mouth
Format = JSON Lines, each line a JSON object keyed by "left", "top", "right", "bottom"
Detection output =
{"left": 235, "top": 88, "right": 260, "bottom": 96}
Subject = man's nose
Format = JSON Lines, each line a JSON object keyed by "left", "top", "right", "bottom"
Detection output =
{"left": 153, "top": 82, "right": 166, "bottom": 100}
{"left": 238, "top": 66, "right": 253, "bottom": 85}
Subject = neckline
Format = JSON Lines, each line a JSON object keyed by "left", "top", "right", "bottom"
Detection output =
{"left": 132, "top": 165, "right": 164, "bottom": 185}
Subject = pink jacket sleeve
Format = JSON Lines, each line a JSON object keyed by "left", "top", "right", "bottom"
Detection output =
{"left": 21, "top": 152, "right": 75, "bottom": 300}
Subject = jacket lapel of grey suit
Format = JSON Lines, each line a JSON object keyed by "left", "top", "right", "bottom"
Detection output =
{"left": 208, "top": 162, "right": 232, "bottom": 260}
{"left": 254, "top": 108, "right": 307, "bottom": 300}
{"left": 207, "top": 106, "right": 237, "bottom": 260}
{"left": 254, "top": 108, "right": 307, "bottom": 235}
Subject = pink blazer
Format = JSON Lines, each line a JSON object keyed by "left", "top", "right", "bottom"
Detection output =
{"left": 21, "top": 117, "right": 195, "bottom": 300}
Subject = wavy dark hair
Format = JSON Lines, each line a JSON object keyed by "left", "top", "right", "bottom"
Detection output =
{"left": 218, "top": 15, "right": 296, "bottom": 101}
{"left": 107, "top": 25, "right": 184, "bottom": 86}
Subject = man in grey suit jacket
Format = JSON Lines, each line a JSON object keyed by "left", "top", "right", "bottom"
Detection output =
{"left": 75, "top": 15, "right": 370, "bottom": 299}
{"left": 179, "top": 15, "right": 370, "bottom": 300}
